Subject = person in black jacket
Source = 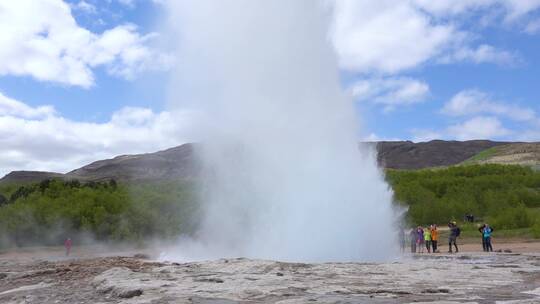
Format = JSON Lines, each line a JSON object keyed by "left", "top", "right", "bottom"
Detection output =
{"left": 448, "top": 221, "right": 460, "bottom": 253}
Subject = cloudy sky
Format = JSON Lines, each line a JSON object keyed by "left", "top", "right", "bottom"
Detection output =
{"left": 0, "top": 0, "right": 539, "bottom": 176}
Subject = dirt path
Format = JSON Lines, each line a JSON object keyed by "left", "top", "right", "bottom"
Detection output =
{"left": 412, "top": 239, "right": 540, "bottom": 254}
{"left": 458, "top": 239, "right": 540, "bottom": 253}
{"left": 0, "top": 244, "right": 158, "bottom": 262}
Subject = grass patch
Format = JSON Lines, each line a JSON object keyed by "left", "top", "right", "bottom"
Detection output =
{"left": 462, "top": 147, "right": 499, "bottom": 164}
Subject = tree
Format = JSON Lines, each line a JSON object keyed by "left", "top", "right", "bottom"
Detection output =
{"left": 0, "top": 194, "right": 7, "bottom": 207}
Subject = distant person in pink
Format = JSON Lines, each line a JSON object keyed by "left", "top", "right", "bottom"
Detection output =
{"left": 64, "top": 238, "right": 72, "bottom": 256}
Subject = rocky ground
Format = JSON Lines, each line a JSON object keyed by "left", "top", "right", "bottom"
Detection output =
{"left": 1, "top": 244, "right": 540, "bottom": 304}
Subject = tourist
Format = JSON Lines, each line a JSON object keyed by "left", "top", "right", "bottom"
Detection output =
{"left": 465, "top": 214, "right": 475, "bottom": 222}
{"left": 409, "top": 228, "right": 417, "bottom": 253}
{"left": 448, "top": 221, "right": 460, "bottom": 253}
{"left": 482, "top": 224, "right": 494, "bottom": 252}
{"left": 424, "top": 226, "right": 432, "bottom": 253}
{"left": 430, "top": 224, "right": 439, "bottom": 253}
{"left": 64, "top": 238, "right": 72, "bottom": 256}
{"left": 478, "top": 223, "right": 487, "bottom": 251}
{"left": 417, "top": 226, "right": 425, "bottom": 253}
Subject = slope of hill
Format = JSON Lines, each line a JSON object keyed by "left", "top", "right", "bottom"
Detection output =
{"left": 375, "top": 140, "right": 508, "bottom": 169}
{"left": 0, "top": 144, "right": 198, "bottom": 184}
{"left": 0, "top": 171, "right": 65, "bottom": 184}
{"left": 66, "top": 144, "right": 198, "bottom": 182}
{"left": 2, "top": 140, "right": 537, "bottom": 184}
{"left": 462, "top": 143, "right": 540, "bottom": 167}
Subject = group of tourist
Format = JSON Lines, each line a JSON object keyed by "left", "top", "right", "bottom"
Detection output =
{"left": 406, "top": 222, "right": 460, "bottom": 253}
{"left": 406, "top": 224, "right": 444, "bottom": 253}
{"left": 400, "top": 221, "right": 493, "bottom": 253}
{"left": 401, "top": 221, "right": 495, "bottom": 254}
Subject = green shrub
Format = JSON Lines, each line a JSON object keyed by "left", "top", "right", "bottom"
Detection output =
{"left": 532, "top": 219, "right": 540, "bottom": 239}
{"left": 0, "top": 179, "right": 198, "bottom": 249}
{"left": 388, "top": 164, "right": 540, "bottom": 227}
{"left": 488, "top": 204, "right": 533, "bottom": 230}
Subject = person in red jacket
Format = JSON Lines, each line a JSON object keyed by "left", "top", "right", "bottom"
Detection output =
{"left": 64, "top": 238, "right": 72, "bottom": 256}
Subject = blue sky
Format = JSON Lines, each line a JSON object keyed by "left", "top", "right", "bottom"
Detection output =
{"left": 363, "top": 27, "right": 540, "bottom": 141}
{"left": 0, "top": 0, "right": 539, "bottom": 175}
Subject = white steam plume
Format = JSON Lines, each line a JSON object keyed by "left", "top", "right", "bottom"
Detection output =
{"left": 163, "top": 0, "right": 397, "bottom": 262}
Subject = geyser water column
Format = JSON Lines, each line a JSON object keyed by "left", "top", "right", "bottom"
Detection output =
{"left": 165, "top": 0, "right": 397, "bottom": 261}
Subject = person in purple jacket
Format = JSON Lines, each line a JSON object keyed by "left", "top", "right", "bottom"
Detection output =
{"left": 416, "top": 226, "right": 425, "bottom": 253}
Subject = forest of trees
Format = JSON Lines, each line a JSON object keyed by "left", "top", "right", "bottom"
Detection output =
{"left": 1, "top": 163, "right": 540, "bottom": 249}
{"left": 387, "top": 164, "right": 540, "bottom": 236}
{"left": 0, "top": 179, "right": 199, "bottom": 248}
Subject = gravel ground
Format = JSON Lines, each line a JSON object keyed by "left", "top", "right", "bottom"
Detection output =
{"left": 1, "top": 244, "right": 539, "bottom": 304}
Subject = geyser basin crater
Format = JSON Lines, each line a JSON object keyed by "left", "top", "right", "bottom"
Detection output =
{"left": 94, "top": 253, "right": 540, "bottom": 303}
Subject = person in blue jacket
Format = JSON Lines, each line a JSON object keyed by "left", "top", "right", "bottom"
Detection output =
{"left": 482, "top": 224, "right": 494, "bottom": 252}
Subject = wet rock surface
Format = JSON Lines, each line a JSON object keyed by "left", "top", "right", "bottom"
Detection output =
{"left": 1, "top": 253, "right": 539, "bottom": 303}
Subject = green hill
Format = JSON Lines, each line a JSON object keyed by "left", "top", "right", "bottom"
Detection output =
{"left": 462, "top": 143, "right": 540, "bottom": 166}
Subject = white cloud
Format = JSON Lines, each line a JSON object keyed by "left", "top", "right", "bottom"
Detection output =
{"left": 442, "top": 89, "right": 536, "bottom": 121}
{"left": 525, "top": 18, "right": 540, "bottom": 33}
{"left": 439, "top": 44, "right": 519, "bottom": 65}
{"left": 116, "top": 0, "right": 164, "bottom": 8}
{"left": 412, "top": 116, "right": 512, "bottom": 141}
{"left": 410, "top": 129, "right": 443, "bottom": 142}
{"left": 117, "top": 0, "right": 136, "bottom": 7}
{"left": 502, "top": 0, "right": 540, "bottom": 21}
{"left": 0, "top": 92, "right": 55, "bottom": 119}
{"left": 72, "top": 1, "right": 97, "bottom": 14}
{"left": 329, "top": 0, "right": 539, "bottom": 74}
{"left": 412, "top": 0, "right": 496, "bottom": 16}
{"left": 516, "top": 129, "right": 540, "bottom": 141}
{"left": 447, "top": 116, "right": 511, "bottom": 140}
{"left": 361, "top": 133, "right": 402, "bottom": 142}
{"left": 413, "top": 0, "right": 540, "bottom": 21}
{"left": 351, "top": 77, "right": 430, "bottom": 111}
{"left": 0, "top": 92, "right": 195, "bottom": 177}
{"left": 3, "top": 1, "right": 533, "bottom": 86}
{"left": 89, "top": 24, "right": 173, "bottom": 79}
{"left": 331, "top": 0, "right": 455, "bottom": 74}
{"left": 0, "top": 0, "right": 173, "bottom": 88}
{"left": 410, "top": 88, "right": 540, "bottom": 142}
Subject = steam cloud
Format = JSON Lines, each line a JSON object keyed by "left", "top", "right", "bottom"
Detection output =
{"left": 163, "top": 0, "right": 397, "bottom": 262}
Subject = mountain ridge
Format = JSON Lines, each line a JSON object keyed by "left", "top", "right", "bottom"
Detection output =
{"left": 1, "top": 140, "right": 537, "bottom": 184}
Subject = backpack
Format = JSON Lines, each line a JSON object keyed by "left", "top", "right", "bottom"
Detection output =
{"left": 455, "top": 227, "right": 461, "bottom": 237}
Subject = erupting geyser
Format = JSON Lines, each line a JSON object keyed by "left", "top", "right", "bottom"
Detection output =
{"left": 163, "top": 0, "right": 397, "bottom": 262}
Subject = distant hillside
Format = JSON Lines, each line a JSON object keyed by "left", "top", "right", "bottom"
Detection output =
{"left": 2, "top": 140, "right": 538, "bottom": 184}
{"left": 0, "top": 171, "right": 65, "bottom": 184}
{"left": 375, "top": 140, "right": 508, "bottom": 169}
{"left": 67, "top": 144, "right": 198, "bottom": 182}
{"left": 462, "top": 143, "right": 540, "bottom": 167}
{"left": 0, "top": 144, "right": 198, "bottom": 184}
